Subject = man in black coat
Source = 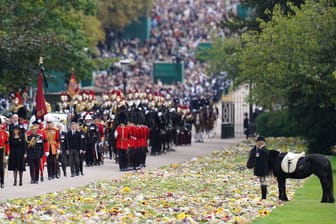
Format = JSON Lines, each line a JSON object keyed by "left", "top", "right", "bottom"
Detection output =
{"left": 56, "top": 123, "right": 68, "bottom": 177}
{"left": 243, "top": 112, "right": 249, "bottom": 139}
{"left": 66, "top": 122, "right": 83, "bottom": 177}
{"left": 254, "top": 136, "right": 269, "bottom": 199}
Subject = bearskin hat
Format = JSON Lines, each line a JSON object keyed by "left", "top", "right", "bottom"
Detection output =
{"left": 117, "top": 111, "right": 128, "bottom": 125}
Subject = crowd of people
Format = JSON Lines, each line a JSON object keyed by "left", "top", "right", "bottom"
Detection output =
{"left": 94, "top": 0, "right": 229, "bottom": 102}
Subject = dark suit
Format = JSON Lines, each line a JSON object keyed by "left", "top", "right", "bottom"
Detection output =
{"left": 66, "top": 130, "right": 82, "bottom": 176}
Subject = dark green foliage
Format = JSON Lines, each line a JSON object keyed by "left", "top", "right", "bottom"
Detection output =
{"left": 220, "top": 0, "right": 305, "bottom": 35}
{"left": 256, "top": 110, "right": 301, "bottom": 137}
{"left": 288, "top": 89, "right": 336, "bottom": 155}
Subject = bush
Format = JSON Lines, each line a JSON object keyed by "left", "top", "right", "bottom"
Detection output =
{"left": 255, "top": 110, "right": 301, "bottom": 137}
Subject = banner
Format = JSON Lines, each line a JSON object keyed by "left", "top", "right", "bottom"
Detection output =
{"left": 67, "top": 72, "right": 79, "bottom": 97}
{"left": 35, "top": 70, "right": 48, "bottom": 120}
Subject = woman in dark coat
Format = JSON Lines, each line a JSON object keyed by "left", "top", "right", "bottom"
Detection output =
{"left": 8, "top": 125, "right": 26, "bottom": 186}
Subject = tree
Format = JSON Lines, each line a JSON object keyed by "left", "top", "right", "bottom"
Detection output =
{"left": 237, "top": 1, "right": 336, "bottom": 153}
{"left": 200, "top": 37, "right": 242, "bottom": 82}
{"left": 96, "top": 0, "right": 153, "bottom": 30}
{"left": 0, "top": 0, "right": 104, "bottom": 94}
{"left": 221, "top": 0, "right": 305, "bottom": 35}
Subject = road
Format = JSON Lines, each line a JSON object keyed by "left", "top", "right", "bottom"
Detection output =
{"left": 0, "top": 137, "right": 244, "bottom": 201}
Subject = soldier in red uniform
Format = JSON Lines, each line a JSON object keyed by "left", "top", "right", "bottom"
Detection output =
{"left": 114, "top": 111, "right": 130, "bottom": 171}
{"left": 0, "top": 124, "right": 10, "bottom": 188}
{"left": 43, "top": 121, "right": 60, "bottom": 180}
{"left": 127, "top": 119, "right": 138, "bottom": 170}
{"left": 94, "top": 116, "right": 105, "bottom": 165}
{"left": 139, "top": 124, "right": 149, "bottom": 168}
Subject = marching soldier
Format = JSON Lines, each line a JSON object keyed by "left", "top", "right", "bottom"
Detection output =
{"left": 104, "top": 111, "right": 117, "bottom": 161}
{"left": 30, "top": 120, "right": 47, "bottom": 182}
{"left": 0, "top": 124, "right": 9, "bottom": 188}
{"left": 127, "top": 118, "right": 138, "bottom": 170}
{"left": 44, "top": 120, "right": 60, "bottom": 180}
{"left": 114, "top": 111, "right": 130, "bottom": 171}
{"left": 83, "top": 114, "right": 99, "bottom": 167}
{"left": 26, "top": 125, "right": 44, "bottom": 184}
{"left": 76, "top": 122, "right": 86, "bottom": 175}
{"left": 94, "top": 115, "right": 105, "bottom": 165}
{"left": 56, "top": 123, "right": 68, "bottom": 177}
{"left": 138, "top": 123, "right": 149, "bottom": 168}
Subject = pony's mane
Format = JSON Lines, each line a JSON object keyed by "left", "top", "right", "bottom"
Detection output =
{"left": 268, "top": 150, "right": 281, "bottom": 175}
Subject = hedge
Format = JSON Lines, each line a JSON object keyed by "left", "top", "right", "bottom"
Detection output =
{"left": 255, "top": 110, "right": 301, "bottom": 137}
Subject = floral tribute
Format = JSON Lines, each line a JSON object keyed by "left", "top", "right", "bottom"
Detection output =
{"left": 0, "top": 138, "right": 306, "bottom": 223}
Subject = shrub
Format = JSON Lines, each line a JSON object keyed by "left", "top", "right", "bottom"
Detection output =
{"left": 255, "top": 110, "right": 301, "bottom": 137}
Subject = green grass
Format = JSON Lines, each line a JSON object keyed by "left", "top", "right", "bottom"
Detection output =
{"left": 253, "top": 157, "right": 336, "bottom": 224}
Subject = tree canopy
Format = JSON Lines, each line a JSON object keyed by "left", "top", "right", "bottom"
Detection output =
{"left": 209, "top": 1, "right": 336, "bottom": 153}
{"left": 0, "top": 0, "right": 153, "bottom": 94}
{"left": 96, "top": 0, "right": 153, "bottom": 30}
{"left": 0, "top": 0, "right": 105, "bottom": 93}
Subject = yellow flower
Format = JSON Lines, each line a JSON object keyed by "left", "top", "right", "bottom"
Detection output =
{"left": 121, "top": 186, "right": 131, "bottom": 193}
{"left": 83, "top": 197, "right": 94, "bottom": 203}
{"left": 141, "top": 201, "right": 147, "bottom": 206}
{"left": 171, "top": 163, "right": 179, "bottom": 168}
{"left": 177, "top": 212, "right": 186, "bottom": 220}
{"left": 258, "top": 209, "right": 270, "bottom": 216}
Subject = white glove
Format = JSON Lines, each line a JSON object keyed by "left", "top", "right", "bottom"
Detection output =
{"left": 45, "top": 152, "right": 49, "bottom": 157}
{"left": 5, "top": 156, "right": 8, "bottom": 160}
{"left": 57, "top": 150, "right": 61, "bottom": 154}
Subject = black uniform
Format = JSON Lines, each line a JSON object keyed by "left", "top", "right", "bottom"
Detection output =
{"left": 84, "top": 123, "right": 99, "bottom": 166}
{"left": 58, "top": 131, "right": 68, "bottom": 177}
{"left": 26, "top": 133, "right": 44, "bottom": 184}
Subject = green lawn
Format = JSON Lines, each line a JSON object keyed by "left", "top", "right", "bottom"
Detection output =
{"left": 252, "top": 157, "right": 336, "bottom": 224}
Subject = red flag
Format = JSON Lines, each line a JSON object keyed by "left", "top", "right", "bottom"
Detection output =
{"left": 67, "top": 72, "right": 79, "bottom": 97}
{"left": 35, "top": 70, "right": 48, "bottom": 119}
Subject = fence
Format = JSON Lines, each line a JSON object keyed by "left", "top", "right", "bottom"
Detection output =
{"left": 221, "top": 95, "right": 250, "bottom": 138}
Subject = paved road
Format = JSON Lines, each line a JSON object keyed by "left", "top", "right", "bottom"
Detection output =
{"left": 0, "top": 137, "right": 243, "bottom": 201}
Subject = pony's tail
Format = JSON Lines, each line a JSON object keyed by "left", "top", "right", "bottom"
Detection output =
{"left": 327, "top": 159, "right": 335, "bottom": 203}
